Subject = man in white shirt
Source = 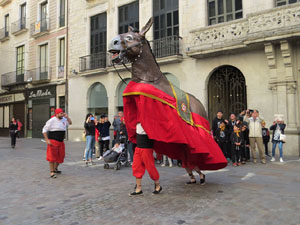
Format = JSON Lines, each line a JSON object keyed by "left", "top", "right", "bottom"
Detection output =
{"left": 42, "top": 108, "right": 72, "bottom": 178}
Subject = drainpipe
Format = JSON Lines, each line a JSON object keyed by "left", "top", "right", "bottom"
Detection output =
{"left": 65, "top": 0, "right": 69, "bottom": 140}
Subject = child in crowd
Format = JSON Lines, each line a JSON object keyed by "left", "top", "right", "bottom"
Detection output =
{"left": 241, "top": 124, "right": 250, "bottom": 163}
{"left": 231, "top": 125, "right": 242, "bottom": 167}
{"left": 261, "top": 121, "right": 270, "bottom": 157}
{"left": 215, "top": 121, "right": 228, "bottom": 158}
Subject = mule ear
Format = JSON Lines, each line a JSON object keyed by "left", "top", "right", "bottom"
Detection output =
{"left": 140, "top": 17, "right": 153, "bottom": 37}
{"left": 128, "top": 26, "right": 134, "bottom": 32}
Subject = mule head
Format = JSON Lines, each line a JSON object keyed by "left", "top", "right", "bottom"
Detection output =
{"left": 108, "top": 18, "right": 153, "bottom": 63}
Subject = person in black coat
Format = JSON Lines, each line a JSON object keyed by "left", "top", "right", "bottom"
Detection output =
{"left": 241, "top": 123, "right": 250, "bottom": 163}
{"left": 97, "top": 115, "right": 111, "bottom": 160}
{"left": 212, "top": 110, "right": 226, "bottom": 139}
{"left": 261, "top": 121, "right": 270, "bottom": 157}
{"left": 9, "top": 117, "right": 18, "bottom": 148}
{"left": 215, "top": 121, "right": 228, "bottom": 158}
{"left": 84, "top": 113, "right": 97, "bottom": 165}
{"left": 270, "top": 119, "right": 286, "bottom": 162}
{"left": 230, "top": 125, "right": 242, "bottom": 166}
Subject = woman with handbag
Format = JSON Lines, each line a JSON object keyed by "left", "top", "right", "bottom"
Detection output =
{"left": 9, "top": 117, "right": 18, "bottom": 148}
{"left": 270, "top": 119, "right": 286, "bottom": 162}
{"left": 84, "top": 113, "right": 97, "bottom": 166}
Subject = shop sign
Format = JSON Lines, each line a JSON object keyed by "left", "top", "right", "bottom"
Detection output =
{"left": 0, "top": 94, "right": 14, "bottom": 104}
{"left": 28, "top": 86, "right": 55, "bottom": 99}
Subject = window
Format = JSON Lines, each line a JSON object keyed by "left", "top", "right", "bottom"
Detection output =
{"left": 89, "top": 13, "right": 107, "bottom": 69}
{"left": 208, "top": 0, "right": 243, "bottom": 25}
{"left": 90, "top": 13, "right": 107, "bottom": 54}
{"left": 59, "top": 38, "right": 65, "bottom": 67}
{"left": 40, "top": 44, "right": 48, "bottom": 79}
{"left": 153, "top": 0, "right": 179, "bottom": 39}
{"left": 40, "top": 1, "right": 48, "bottom": 31}
{"left": 59, "top": 0, "right": 65, "bottom": 27}
{"left": 119, "top": 1, "right": 139, "bottom": 34}
{"left": 20, "top": 3, "right": 26, "bottom": 29}
{"left": 276, "top": 0, "right": 300, "bottom": 6}
{"left": 5, "top": 14, "right": 9, "bottom": 36}
{"left": 16, "top": 45, "right": 25, "bottom": 76}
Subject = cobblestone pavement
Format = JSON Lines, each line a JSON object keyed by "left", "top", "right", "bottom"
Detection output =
{"left": 0, "top": 137, "right": 300, "bottom": 225}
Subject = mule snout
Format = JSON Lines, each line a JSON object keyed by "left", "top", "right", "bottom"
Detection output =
{"left": 108, "top": 35, "right": 123, "bottom": 53}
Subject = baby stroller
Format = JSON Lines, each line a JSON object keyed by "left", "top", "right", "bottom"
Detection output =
{"left": 103, "top": 142, "right": 130, "bottom": 170}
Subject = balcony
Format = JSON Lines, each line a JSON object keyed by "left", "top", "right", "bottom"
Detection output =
{"left": 59, "top": 15, "right": 65, "bottom": 27}
{"left": 187, "top": 3, "right": 300, "bottom": 58}
{"left": 79, "top": 52, "right": 107, "bottom": 72}
{"left": 1, "top": 71, "right": 27, "bottom": 88}
{"left": 27, "top": 67, "right": 51, "bottom": 83}
{"left": 11, "top": 17, "right": 28, "bottom": 35}
{"left": 0, "top": 0, "right": 11, "bottom": 7}
{"left": 31, "top": 18, "right": 50, "bottom": 38}
{"left": 150, "top": 35, "right": 182, "bottom": 59}
{"left": 0, "top": 27, "right": 9, "bottom": 42}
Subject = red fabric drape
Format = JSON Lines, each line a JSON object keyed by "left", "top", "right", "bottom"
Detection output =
{"left": 123, "top": 81, "right": 227, "bottom": 170}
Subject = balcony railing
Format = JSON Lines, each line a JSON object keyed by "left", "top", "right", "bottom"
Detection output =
{"left": 27, "top": 67, "right": 51, "bottom": 82}
{"left": 59, "top": 15, "right": 65, "bottom": 27}
{"left": 187, "top": 3, "right": 300, "bottom": 57}
{"left": 149, "top": 35, "right": 182, "bottom": 58}
{"left": 0, "top": 27, "right": 9, "bottom": 41}
{"left": 1, "top": 71, "right": 27, "bottom": 87}
{"left": 31, "top": 18, "right": 50, "bottom": 37}
{"left": 11, "top": 17, "right": 27, "bottom": 35}
{"left": 79, "top": 52, "right": 107, "bottom": 72}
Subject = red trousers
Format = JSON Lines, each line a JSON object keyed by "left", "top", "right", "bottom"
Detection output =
{"left": 132, "top": 147, "right": 160, "bottom": 181}
{"left": 46, "top": 139, "right": 65, "bottom": 163}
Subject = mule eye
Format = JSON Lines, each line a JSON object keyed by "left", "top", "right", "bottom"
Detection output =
{"left": 125, "top": 35, "right": 133, "bottom": 41}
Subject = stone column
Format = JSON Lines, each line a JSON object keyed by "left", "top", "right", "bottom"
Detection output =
{"left": 286, "top": 83, "right": 297, "bottom": 127}
{"left": 280, "top": 40, "right": 297, "bottom": 127}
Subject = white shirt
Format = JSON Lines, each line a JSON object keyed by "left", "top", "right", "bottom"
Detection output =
{"left": 136, "top": 123, "right": 147, "bottom": 135}
{"left": 42, "top": 117, "right": 69, "bottom": 133}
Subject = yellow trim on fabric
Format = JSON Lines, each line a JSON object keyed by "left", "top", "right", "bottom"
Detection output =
{"left": 185, "top": 93, "right": 195, "bottom": 126}
{"left": 123, "top": 90, "right": 211, "bottom": 134}
{"left": 123, "top": 92, "right": 176, "bottom": 109}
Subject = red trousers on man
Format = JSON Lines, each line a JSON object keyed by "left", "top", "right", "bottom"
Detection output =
{"left": 46, "top": 139, "right": 65, "bottom": 163}
{"left": 132, "top": 147, "right": 160, "bottom": 181}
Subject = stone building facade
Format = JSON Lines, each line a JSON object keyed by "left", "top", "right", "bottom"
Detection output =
{"left": 67, "top": 0, "right": 300, "bottom": 156}
{"left": 0, "top": 0, "right": 68, "bottom": 138}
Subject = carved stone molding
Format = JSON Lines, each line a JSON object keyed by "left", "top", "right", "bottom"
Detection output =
{"left": 188, "top": 4, "right": 300, "bottom": 54}
{"left": 264, "top": 43, "right": 276, "bottom": 69}
{"left": 287, "top": 83, "right": 297, "bottom": 94}
{"left": 269, "top": 85, "right": 277, "bottom": 93}
{"left": 280, "top": 40, "right": 292, "bottom": 67}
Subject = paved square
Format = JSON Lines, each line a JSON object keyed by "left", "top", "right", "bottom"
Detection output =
{"left": 0, "top": 138, "right": 300, "bottom": 225}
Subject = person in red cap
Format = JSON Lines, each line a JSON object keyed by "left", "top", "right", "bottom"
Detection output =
{"left": 42, "top": 108, "right": 72, "bottom": 178}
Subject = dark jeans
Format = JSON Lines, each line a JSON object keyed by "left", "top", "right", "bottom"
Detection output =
{"left": 231, "top": 145, "right": 241, "bottom": 163}
{"left": 217, "top": 141, "right": 227, "bottom": 158}
{"left": 241, "top": 145, "right": 250, "bottom": 161}
{"left": 99, "top": 140, "right": 110, "bottom": 157}
{"left": 264, "top": 142, "right": 269, "bottom": 155}
{"left": 127, "top": 141, "right": 136, "bottom": 162}
{"left": 10, "top": 132, "right": 17, "bottom": 146}
{"left": 226, "top": 142, "right": 232, "bottom": 159}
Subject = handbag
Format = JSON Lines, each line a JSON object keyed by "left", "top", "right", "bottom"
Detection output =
{"left": 279, "top": 134, "right": 286, "bottom": 143}
{"left": 82, "top": 131, "right": 86, "bottom": 141}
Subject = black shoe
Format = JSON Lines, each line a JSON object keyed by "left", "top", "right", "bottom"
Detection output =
{"left": 54, "top": 170, "right": 62, "bottom": 174}
{"left": 11, "top": 145, "right": 15, "bottom": 149}
{"left": 129, "top": 190, "right": 143, "bottom": 197}
{"left": 200, "top": 174, "right": 206, "bottom": 185}
{"left": 152, "top": 186, "right": 162, "bottom": 195}
{"left": 186, "top": 180, "right": 197, "bottom": 185}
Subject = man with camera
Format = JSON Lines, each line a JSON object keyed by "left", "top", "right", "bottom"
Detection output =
{"left": 241, "top": 109, "right": 266, "bottom": 164}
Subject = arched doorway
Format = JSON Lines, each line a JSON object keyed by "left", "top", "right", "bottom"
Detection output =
{"left": 88, "top": 82, "right": 108, "bottom": 116}
{"left": 208, "top": 65, "right": 247, "bottom": 122}
{"left": 116, "top": 78, "right": 131, "bottom": 112}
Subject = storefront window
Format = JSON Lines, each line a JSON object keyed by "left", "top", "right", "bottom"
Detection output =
{"left": 88, "top": 82, "right": 108, "bottom": 115}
